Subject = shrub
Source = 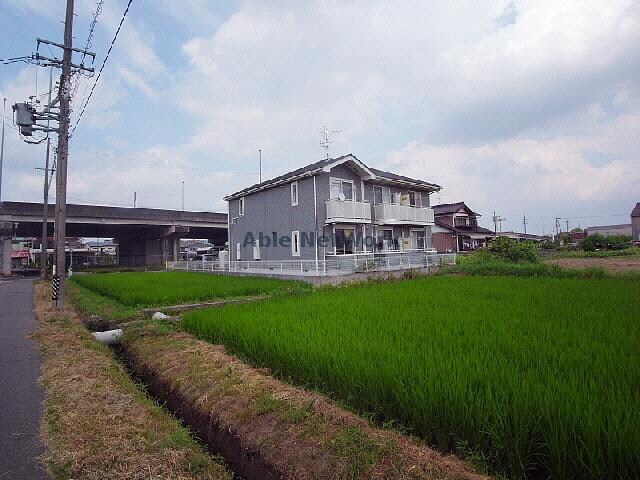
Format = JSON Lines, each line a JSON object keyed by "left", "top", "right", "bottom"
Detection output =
{"left": 485, "top": 237, "right": 539, "bottom": 263}
{"left": 582, "top": 234, "right": 632, "bottom": 252}
{"left": 454, "top": 253, "right": 607, "bottom": 279}
{"left": 540, "top": 240, "right": 556, "bottom": 250}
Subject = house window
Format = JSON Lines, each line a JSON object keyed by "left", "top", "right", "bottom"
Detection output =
{"left": 373, "top": 185, "right": 391, "bottom": 204}
{"left": 455, "top": 217, "right": 468, "bottom": 227}
{"left": 253, "top": 240, "right": 260, "bottom": 260}
{"left": 239, "top": 197, "right": 245, "bottom": 216}
{"left": 291, "top": 181, "right": 298, "bottom": 206}
{"left": 392, "top": 192, "right": 401, "bottom": 205}
{"left": 410, "top": 230, "right": 425, "bottom": 250}
{"left": 335, "top": 228, "right": 355, "bottom": 254}
{"left": 376, "top": 229, "right": 396, "bottom": 251}
{"left": 236, "top": 242, "right": 241, "bottom": 260}
{"left": 409, "top": 191, "right": 422, "bottom": 207}
{"left": 292, "top": 230, "right": 300, "bottom": 256}
{"left": 330, "top": 178, "right": 354, "bottom": 201}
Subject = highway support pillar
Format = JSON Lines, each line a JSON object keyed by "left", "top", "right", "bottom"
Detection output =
{"left": 1, "top": 237, "right": 11, "bottom": 276}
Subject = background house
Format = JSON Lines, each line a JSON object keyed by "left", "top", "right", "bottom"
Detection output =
{"left": 431, "top": 202, "right": 493, "bottom": 253}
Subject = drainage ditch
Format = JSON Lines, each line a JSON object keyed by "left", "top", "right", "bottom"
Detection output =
{"left": 92, "top": 322, "right": 279, "bottom": 480}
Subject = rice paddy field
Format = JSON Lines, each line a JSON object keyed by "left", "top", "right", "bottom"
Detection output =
{"left": 182, "top": 276, "right": 640, "bottom": 479}
{"left": 71, "top": 271, "right": 307, "bottom": 307}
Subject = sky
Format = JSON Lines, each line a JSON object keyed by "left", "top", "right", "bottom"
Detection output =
{"left": 0, "top": 0, "right": 638, "bottom": 235}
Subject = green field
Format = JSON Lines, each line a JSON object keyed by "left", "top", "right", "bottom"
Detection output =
{"left": 182, "top": 276, "right": 640, "bottom": 479}
{"left": 71, "top": 271, "right": 307, "bottom": 307}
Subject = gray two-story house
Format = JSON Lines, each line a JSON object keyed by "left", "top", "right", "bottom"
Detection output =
{"left": 224, "top": 154, "right": 441, "bottom": 263}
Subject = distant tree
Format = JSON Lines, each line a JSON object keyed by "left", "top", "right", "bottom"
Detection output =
{"left": 571, "top": 227, "right": 583, "bottom": 233}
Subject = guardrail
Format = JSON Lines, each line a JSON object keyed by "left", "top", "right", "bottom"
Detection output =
{"left": 167, "top": 252, "right": 456, "bottom": 277}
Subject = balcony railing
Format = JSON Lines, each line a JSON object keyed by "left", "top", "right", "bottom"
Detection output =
{"left": 374, "top": 204, "right": 434, "bottom": 225}
{"left": 326, "top": 199, "right": 371, "bottom": 223}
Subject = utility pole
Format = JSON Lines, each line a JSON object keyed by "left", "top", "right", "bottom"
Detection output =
{"left": 39, "top": 67, "right": 54, "bottom": 278}
{"left": 10, "top": 0, "right": 94, "bottom": 307}
{"left": 565, "top": 219, "right": 570, "bottom": 233}
{"left": 133, "top": 191, "right": 136, "bottom": 208}
{"left": 53, "top": 0, "right": 75, "bottom": 310}
{"left": 493, "top": 209, "right": 497, "bottom": 236}
{"left": 523, "top": 213, "right": 527, "bottom": 235}
{"left": 492, "top": 209, "right": 506, "bottom": 236}
{"left": 258, "top": 149, "right": 262, "bottom": 183}
{"left": 181, "top": 181, "right": 184, "bottom": 211}
{"left": 0, "top": 97, "right": 5, "bottom": 201}
{"left": 555, "top": 217, "right": 560, "bottom": 236}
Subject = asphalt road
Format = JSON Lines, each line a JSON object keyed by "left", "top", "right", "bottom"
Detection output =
{"left": 0, "top": 278, "right": 49, "bottom": 480}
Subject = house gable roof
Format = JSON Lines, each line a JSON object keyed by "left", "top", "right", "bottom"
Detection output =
{"left": 632, "top": 202, "right": 640, "bottom": 217}
{"left": 321, "top": 154, "right": 376, "bottom": 178}
{"left": 433, "top": 202, "right": 481, "bottom": 217}
{"left": 224, "top": 154, "right": 440, "bottom": 200}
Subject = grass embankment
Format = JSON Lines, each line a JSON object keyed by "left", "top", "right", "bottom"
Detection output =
{"left": 121, "top": 321, "right": 484, "bottom": 480}
{"left": 182, "top": 275, "right": 640, "bottom": 479}
{"left": 34, "top": 282, "right": 232, "bottom": 480}
{"left": 72, "top": 271, "right": 308, "bottom": 308}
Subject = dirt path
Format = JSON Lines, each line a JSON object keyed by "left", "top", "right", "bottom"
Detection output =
{"left": 545, "top": 256, "right": 640, "bottom": 274}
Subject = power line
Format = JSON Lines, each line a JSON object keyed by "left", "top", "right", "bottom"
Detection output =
{"left": 70, "top": 0, "right": 134, "bottom": 139}
{"left": 70, "top": 0, "right": 103, "bottom": 115}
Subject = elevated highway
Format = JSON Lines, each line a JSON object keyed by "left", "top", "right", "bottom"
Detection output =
{"left": 0, "top": 201, "right": 228, "bottom": 271}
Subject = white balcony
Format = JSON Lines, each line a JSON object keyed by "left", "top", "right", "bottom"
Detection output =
{"left": 374, "top": 204, "right": 434, "bottom": 225}
{"left": 325, "top": 199, "right": 371, "bottom": 224}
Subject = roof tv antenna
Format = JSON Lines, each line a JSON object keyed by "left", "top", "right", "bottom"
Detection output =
{"left": 320, "top": 125, "right": 340, "bottom": 159}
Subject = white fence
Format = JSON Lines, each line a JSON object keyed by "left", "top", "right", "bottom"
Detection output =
{"left": 167, "top": 252, "right": 456, "bottom": 277}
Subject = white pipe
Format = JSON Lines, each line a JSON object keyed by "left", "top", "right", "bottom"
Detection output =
{"left": 92, "top": 329, "right": 123, "bottom": 345}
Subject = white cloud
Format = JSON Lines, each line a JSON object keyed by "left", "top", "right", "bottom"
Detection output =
{"left": 383, "top": 111, "right": 640, "bottom": 232}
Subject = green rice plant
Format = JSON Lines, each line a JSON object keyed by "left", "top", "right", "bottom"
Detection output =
{"left": 182, "top": 276, "right": 640, "bottom": 479}
{"left": 72, "top": 271, "right": 308, "bottom": 307}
